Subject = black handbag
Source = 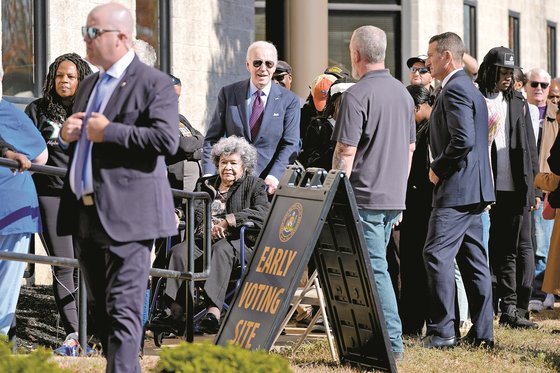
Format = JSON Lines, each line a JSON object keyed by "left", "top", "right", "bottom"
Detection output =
{"left": 548, "top": 188, "right": 560, "bottom": 208}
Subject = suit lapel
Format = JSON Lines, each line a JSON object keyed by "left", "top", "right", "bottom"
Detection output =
{"left": 235, "top": 81, "right": 250, "bottom": 139}
{"left": 260, "top": 83, "right": 282, "bottom": 134}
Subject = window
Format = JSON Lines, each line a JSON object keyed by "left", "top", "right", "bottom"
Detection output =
{"left": 255, "top": 1, "right": 266, "bottom": 41}
{"left": 136, "top": 0, "right": 171, "bottom": 72}
{"left": 547, "top": 22, "right": 557, "bottom": 78}
{"left": 328, "top": 9, "right": 400, "bottom": 77}
{"left": 463, "top": 2, "right": 477, "bottom": 58}
{"left": 508, "top": 12, "right": 520, "bottom": 67}
{"left": 2, "top": 0, "right": 46, "bottom": 97}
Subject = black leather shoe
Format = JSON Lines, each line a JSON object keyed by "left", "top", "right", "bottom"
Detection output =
{"left": 422, "top": 335, "right": 457, "bottom": 349}
{"left": 459, "top": 329, "right": 494, "bottom": 350}
{"left": 200, "top": 312, "right": 220, "bottom": 334}
{"left": 499, "top": 305, "right": 538, "bottom": 329}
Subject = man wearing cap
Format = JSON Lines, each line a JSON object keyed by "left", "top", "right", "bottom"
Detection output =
{"left": 272, "top": 60, "right": 293, "bottom": 90}
{"left": 203, "top": 41, "right": 300, "bottom": 195}
{"left": 407, "top": 54, "right": 434, "bottom": 93}
{"left": 476, "top": 47, "right": 540, "bottom": 329}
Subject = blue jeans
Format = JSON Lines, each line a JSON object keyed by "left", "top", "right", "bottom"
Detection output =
{"left": 358, "top": 209, "right": 403, "bottom": 353}
{"left": 533, "top": 204, "right": 554, "bottom": 276}
{"left": 0, "top": 233, "right": 31, "bottom": 334}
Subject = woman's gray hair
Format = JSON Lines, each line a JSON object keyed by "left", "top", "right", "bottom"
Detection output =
{"left": 211, "top": 136, "right": 258, "bottom": 176}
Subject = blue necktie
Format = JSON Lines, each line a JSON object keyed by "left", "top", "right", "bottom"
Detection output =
{"left": 73, "top": 73, "right": 112, "bottom": 198}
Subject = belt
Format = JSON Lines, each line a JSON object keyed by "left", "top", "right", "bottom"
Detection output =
{"left": 82, "top": 194, "right": 95, "bottom": 206}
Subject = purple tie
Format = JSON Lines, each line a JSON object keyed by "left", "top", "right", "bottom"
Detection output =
{"left": 249, "top": 90, "right": 264, "bottom": 141}
{"left": 73, "top": 73, "right": 112, "bottom": 198}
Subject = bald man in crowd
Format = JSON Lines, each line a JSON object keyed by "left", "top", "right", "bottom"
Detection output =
{"left": 58, "top": 3, "right": 178, "bottom": 371}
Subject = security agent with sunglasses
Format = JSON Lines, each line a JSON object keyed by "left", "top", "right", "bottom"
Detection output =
{"left": 407, "top": 54, "right": 434, "bottom": 94}
{"left": 58, "top": 3, "right": 178, "bottom": 372}
{"left": 476, "top": 47, "right": 540, "bottom": 329}
{"left": 203, "top": 41, "right": 300, "bottom": 195}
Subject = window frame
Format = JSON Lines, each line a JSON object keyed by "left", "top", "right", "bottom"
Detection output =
{"left": 547, "top": 21, "right": 557, "bottom": 78}
{"left": 508, "top": 11, "right": 521, "bottom": 67}
{"left": 463, "top": 0, "right": 477, "bottom": 58}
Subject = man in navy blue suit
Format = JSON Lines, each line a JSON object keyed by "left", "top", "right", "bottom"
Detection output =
{"left": 422, "top": 32, "right": 495, "bottom": 349}
{"left": 203, "top": 41, "right": 300, "bottom": 195}
{"left": 58, "top": 3, "right": 178, "bottom": 372}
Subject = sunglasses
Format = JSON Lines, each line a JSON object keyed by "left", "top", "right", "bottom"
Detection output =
{"left": 529, "top": 81, "right": 550, "bottom": 89}
{"left": 81, "top": 26, "right": 120, "bottom": 40}
{"left": 252, "top": 60, "right": 275, "bottom": 69}
{"left": 410, "top": 66, "right": 430, "bottom": 74}
{"left": 273, "top": 73, "right": 290, "bottom": 82}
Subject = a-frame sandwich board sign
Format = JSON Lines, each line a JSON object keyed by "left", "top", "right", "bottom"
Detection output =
{"left": 215, "top": 166, "right": 397, "bottom": 372}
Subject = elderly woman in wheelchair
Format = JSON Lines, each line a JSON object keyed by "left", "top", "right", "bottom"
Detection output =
{"left": 154, "top": 136, "right": 270, "bottom": 334}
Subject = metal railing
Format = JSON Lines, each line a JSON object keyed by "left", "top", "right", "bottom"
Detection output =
{"left": 0, "top": 157, "right": 212, "bottom": 348}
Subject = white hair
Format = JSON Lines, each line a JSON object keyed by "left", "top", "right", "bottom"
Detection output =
{"left": 526, "top": 68, "right": 551, "bottom": 83}
{"left": 246, "top": 41, "right": 278, "bottom": 62}
{"left": 133, "top": 39, "right": 157, "bottom": 67}
{"left": 351, "top": 26, "right": 387, "bottom": 64}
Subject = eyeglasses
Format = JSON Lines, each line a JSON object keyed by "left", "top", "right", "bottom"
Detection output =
{"left": 410, "top": 67, "right": 430, "bottom": 75}
{"left": 252, "top": 60, "right": 275, "bottom": 69}
{"left": 81, "top": 26, "right": 120, "bottom": 40}
{"left": 529, "top": 81, "right": 550, "bottom": 89}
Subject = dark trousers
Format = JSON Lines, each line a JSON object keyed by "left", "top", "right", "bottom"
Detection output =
{"left": 489, "top": 191, "right": 534, "bottom": 313}
{"left": 76, "top": 206, "right": 152, "bottom": 373}
{"left": 166, "top": 238, "right": 253, "bottom": 311}
{"left": 38, "top": 195, "right": 79, "bottom": 335}
{"left": 399, "top": 204, "right": 431, "bottom": 335}
{"left": 423, "top": 205, "right": 493, "bottom": 341}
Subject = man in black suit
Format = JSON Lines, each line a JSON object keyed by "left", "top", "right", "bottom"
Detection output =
{"left": 422, "top": 32, "right": 495, "bottom": 349}
{"left": 58, "top": 3, "right": 178, "bottom": 372}
{"left": 476, "top": 47, "right": 540, "bottom": 329}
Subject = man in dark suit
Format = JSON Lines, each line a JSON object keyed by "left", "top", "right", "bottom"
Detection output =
{"left": 476, "top": 47, "right": 540, "bottom": 328}
{"left": 422, "top": 32, "right": 495, "bottom": 349}
{"left": 58, "top": 3, "right": 178, "bottom": 372}
{"left": 203, "top": 41, "right": 300, "bottom": 195}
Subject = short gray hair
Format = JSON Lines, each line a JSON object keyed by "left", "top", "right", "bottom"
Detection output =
{"left": 526, "top": 68, "right": 551, "bottom": 83}
{"left": 351, "top": 26, "right": 386, "bottom": 63}
{"left": 211, "top": 136, "right": 258, "bottom": 176}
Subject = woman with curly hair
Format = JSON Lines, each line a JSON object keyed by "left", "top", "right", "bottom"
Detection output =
{"left": 25, "top": 53, "right": 92, "bottom": 356}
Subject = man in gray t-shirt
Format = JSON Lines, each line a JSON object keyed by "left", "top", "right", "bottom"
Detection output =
{"left": 332, "top": 25, "right": 415, "bottom": 361}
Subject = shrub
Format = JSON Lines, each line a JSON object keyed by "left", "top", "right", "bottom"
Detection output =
{"left": 157, "top": 341, "right": 292, "bottom": 373}
{"left": 0, "top": 336, "right": 70, "bottom": 372}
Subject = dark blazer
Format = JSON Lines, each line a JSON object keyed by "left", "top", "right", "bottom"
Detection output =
{"left": 202, "top": 80, "right": 300, "bottom": 180}
{"left": 489, "top": 91, "right": 540, "bottom": 207}
{"left": 57, "top": 56, "right": 179, "bottom": 242}
{"left": 429, "top": 70, "right": 495, "bottom": 208}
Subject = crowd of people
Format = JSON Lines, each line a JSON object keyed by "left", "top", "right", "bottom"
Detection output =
{"left": 1, "top": 2, "right": 560, "bottom": 371}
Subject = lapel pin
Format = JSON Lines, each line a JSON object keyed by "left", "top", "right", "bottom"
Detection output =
{"left": 120, "top": 81, "right": 127, "bottom": 87}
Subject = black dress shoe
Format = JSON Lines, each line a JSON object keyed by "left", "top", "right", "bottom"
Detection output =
{"left": 459, "top": 327, "right": 494, "bottom": 349}
{"left": 422, "top": 335, "right": 457, "bottom": 349}
{"left": 200, "top": 312, "right": 220, "bottom": 334}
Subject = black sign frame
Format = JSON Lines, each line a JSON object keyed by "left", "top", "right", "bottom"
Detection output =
{"left": 215, "top": 166, "right": 396, "bottom": 372}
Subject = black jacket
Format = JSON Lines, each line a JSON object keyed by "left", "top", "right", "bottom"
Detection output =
{"left": 25, "top": 99, "right": 69, "bottom": 195}
{"left": 194, "top": 174, "right": 270, "bottom": 245}
{"left": 490, "top": 91, "right": 541, "bottom": 207}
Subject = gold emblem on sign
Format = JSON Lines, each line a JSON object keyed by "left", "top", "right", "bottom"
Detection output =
{"left": 279, "top": 202, "right": 303, "bottom": 242}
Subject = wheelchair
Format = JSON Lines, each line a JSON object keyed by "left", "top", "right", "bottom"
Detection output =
{"left": 146, "top": 223, "right": 253, "bottom": 347}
